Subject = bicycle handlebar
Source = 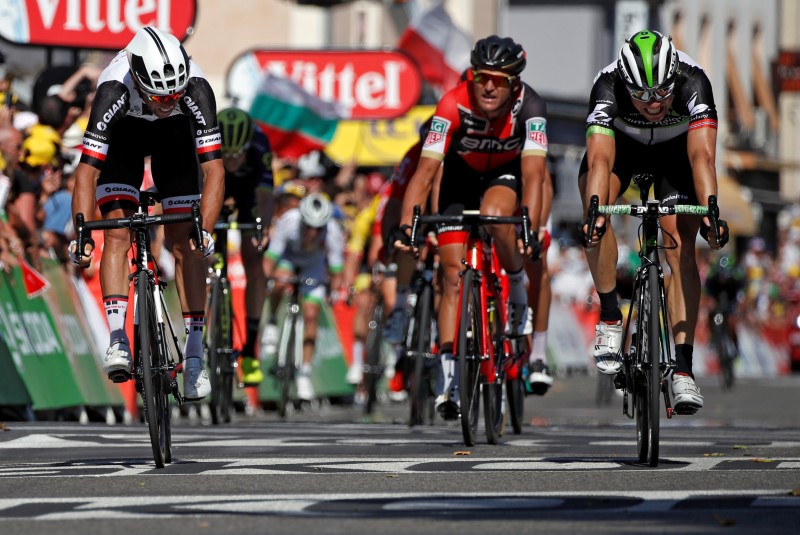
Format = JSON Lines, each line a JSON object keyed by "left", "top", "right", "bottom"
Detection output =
{"left": 213, "top": 217, "right": 264, "bottom": 253}
{"left": 74, "top": 203, "right": 203, "bottom": 263}
{"left": 409, "top": 206, "right": 534, "bottom": 251}
{"left": 588, "top": 194, "right": 723, "bottom": 246}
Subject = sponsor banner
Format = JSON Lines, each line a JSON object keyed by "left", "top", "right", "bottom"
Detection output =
{"left": 0, "top": 0, "right": 197, "bottom": 50}
{"left": 228, "top": 49, "right": 422, "bottom": 120}
{"left": 0, "top": 332, "right": 32, "bottom": 407}
{"left": 776, "top": 50, "right": 800, "bottom": 92}
{"left": 325, "top": 105, "right": 435, "bottom": 166}
{"left": 40, "top": 258, "right": 123, "bottom": 407}
{"left": 0, "top": 263, "right": 85, "bottom": 410}
{"left": 257, "top": 298, "right": 353, "bottom": 402}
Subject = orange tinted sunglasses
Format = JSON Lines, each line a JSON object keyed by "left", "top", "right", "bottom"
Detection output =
{"left": 145, "top": 91, "right": 185, "bottom": 103}
{"left": 472, "top": 70, "right": 517, "bottom": 88}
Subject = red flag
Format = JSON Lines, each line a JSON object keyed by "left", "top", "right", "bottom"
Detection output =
{"left": 397, "top": 2, "right": 472, "bottom": 93}
{"left": 20, "top": 258, "right": 50, "bottom": 299}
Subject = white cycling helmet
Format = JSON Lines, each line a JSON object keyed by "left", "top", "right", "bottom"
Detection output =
{"left": 299, "top": 193, "right": 333, "bottom": 228}
{"left": 126, "top": 26, "right": 190, "bottom": 96}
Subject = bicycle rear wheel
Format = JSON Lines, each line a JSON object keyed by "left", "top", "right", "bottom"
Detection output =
{"left": 137, "top": 271, "right": 170, "bottom": 468}
{"left": 409, "top": 285, "right": 433, "bottom": 427}
{"left": 458, "top": 270, "right": 482, "bottom": 447}
{"left": 364, "top": 299, "right": 385, "bottom": 415}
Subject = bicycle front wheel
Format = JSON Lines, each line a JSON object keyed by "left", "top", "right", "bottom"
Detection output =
{"left": 506, "top": 339, "right": 527, "bottom": 435}
{"left": 206, "top": 279, "right": 225, "bottom": 425}
{"left": 364, "top": 299, "right": 385, "bottom": 415}
{"left": 218, "top": 283, "right": 235, "bottom": 423}
{"left": 409, "top": 285, "right": 433, "bottom": 427}
{"left": 636, "top": 264, "right": 661, "bottom": 467}
{"left": 276, "top": 311, "right": 298, "bottom": 419}
{"left": 458, "top": 270, "right": 482, "bottom": 447}
{"left": 484, "top": 298, "right": 507, "bottom": 444}
{"left": 137, "top": 271, "right": 170, "bottom": 468}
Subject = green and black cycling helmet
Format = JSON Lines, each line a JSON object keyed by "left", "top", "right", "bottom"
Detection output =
{"left": 217, "top": 107, "right": 254, "bottom": 157}
{"left": 470, "top": 35, "right": 526, "bottom": 76}
{"left": 617, "top": 30, "right": 678, "bottom": 93}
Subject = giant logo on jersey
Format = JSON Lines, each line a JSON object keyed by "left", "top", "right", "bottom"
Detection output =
{"left": 0, "top": 0, "right": 196, "bottom": 49}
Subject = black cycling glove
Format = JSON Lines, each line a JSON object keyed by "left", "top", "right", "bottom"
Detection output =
{"left": 700, "top": 218, "right": 730, "bottom": 248}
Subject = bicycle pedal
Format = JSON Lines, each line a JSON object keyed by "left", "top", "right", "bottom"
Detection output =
{"left": 613, "top": 372, "right": 626, "bottom": 390}
{"left": 108, "top": 370, "right": 131, "bottom": 384}
{"left": 673, "top": 405, "right": 699, "bottom": 416}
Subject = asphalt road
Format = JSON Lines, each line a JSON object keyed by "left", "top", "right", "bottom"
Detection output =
{"left": 0, "top": 373, "right": 798, "bottom": 534}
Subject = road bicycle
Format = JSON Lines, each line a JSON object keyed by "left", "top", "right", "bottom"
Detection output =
{"left": 267, "top": 272, "right": 319, "bottom": 418}
{"left": 75, "top": 190, "right": 204, "bottom": 468}
{"left": 710, "top": 306, "right": 737, "bottom": 390}
{"left": 204, "top": 211, "right": 263, "bottom": 424}
{"left": 362, "top": 263, "right": 389, "bottom": 416}
{"left": 410, "top": 206, "right": 534, "bottom": 446}
{"left": 585, "top": 175, "right": 721, "bottom": 466}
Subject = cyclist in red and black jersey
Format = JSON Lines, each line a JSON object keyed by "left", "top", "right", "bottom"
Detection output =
{"left": 579, "top": 30, "right": 729, "bottom": 414}
{"left": 398, "top": 35, "right": 548, "bottom": 418}
{"left": 70, "top": 27, "right": 224, "bottom": 401}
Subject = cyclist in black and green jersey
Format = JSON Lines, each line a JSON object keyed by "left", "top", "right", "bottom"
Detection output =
{"left": 578, "top": 30, "right": 729, "bottom": 414}
{"left": 217, "top": 107, "right": 275, "bottom": 386}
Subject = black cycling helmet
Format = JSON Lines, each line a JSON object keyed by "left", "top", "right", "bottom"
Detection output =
{"left": 470, "top": 35, "right": 526, "bottom": 76}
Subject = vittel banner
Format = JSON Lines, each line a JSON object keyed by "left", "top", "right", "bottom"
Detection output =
{"left": 227, "top": 49, "right": 423, "bottom": 120}
{"left": 0, "top": 0, "right": 196, "bottom": 49}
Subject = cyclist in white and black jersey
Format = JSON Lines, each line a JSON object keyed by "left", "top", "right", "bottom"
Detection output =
{"left": 578, "top": 30, "right": 729, "bottom": 414}
{"left": 70, "top": 26, "right": 224, "bottom": 400}
{"left": 262, "top": 193, "right": 345, "bottom": 401}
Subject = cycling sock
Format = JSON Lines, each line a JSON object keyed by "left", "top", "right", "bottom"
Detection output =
{"left": 183, "top": 312, "right": 205, "bottom": 358}
{"left": 597, "top": 290, "right": 622, "bottom": 322}
{"left": 530, "top": 331, "right": 547, "bottom": 364}
{"left": 439, "top": 352, "right": 455, "bottom": 397}
{"left": 507, "top": 267, "right": 527, "bottom": 304}
{"left": 243, "top": 317, "right": 260, "bottom": 357}
{"left": 103, "top": 295, "right": 129, "bottom": 346}
{"left": 352, "top": 341, "right": 364, "bottom": 367}
{"left": 674, "top": 344, "right": 694, "bottom": 377}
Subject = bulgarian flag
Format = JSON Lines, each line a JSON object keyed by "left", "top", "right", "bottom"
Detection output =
{"left": 397, "top": 1, "right": 472, "bottom": 93}
{"left": 249, "top": 72, "right": 343, "bottom": 159}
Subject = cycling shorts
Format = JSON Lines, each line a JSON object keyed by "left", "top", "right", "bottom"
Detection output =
{"left": 578, "top": 132, "right": 697, "bottom": 205}
{"left": 437, "top": 155, "right": 521, "bottom": 243}
{"left": 275, "top": 259, "right": 327, "bottom": 304}
{"left": 96, "top": 115, "right": 201, "bottom": 215}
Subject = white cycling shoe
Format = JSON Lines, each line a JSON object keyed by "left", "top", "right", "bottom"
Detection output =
{"left": 671, "top": 373, "right": 704, "bottom": 414}
{"left": 103, "top": 342, "right": 132, "bottom": 382}
{"left": 594, "top": 320, "right": 623, "bottom": 375}
{"left": 183, "top": 357, "right": 211, "bottom": 400}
